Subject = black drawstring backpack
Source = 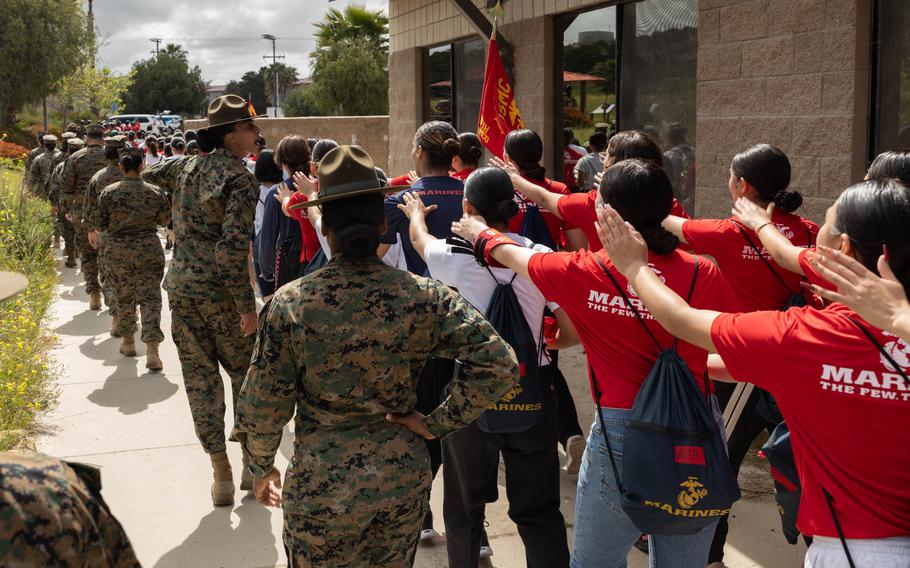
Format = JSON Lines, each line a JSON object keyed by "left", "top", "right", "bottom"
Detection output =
{"left": 301, "top": 247, "right": 328, "bottom": 277}
{"left": 592, "top": 257, "right": 741, "bottom": 535}
{"left": 476, "top": 267, "right": 547, "bottom": 434}
{"left": 518, "top": 183, "right": 557, "bottom": 252}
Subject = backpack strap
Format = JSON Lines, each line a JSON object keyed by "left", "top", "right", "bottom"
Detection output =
{"left": 846, "top": 317, "right": 910, "bottom": 385}
{"left": 821, "top": 487, "right": 857, "bottom": 568}
{"left": 733, "top": 221, "right": 795, "bottom": 294}
{"left": 593, "top": 255, "right": 700, "bottom": 350}
{"left": 588, "top": 365, "right": 625, "bottom": 495}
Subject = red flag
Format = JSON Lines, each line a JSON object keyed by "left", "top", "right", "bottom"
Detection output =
{"left": 477, "top": 35, "right": 523, "bottom": 158}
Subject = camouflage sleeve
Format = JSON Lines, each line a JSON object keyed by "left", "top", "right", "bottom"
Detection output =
{"left": 27, "top": 158, "right": 41, "bottom": 189}
{"left": 217, "top": 172, "right": 256, "bottom": 314}
{"left": 423, "top": 283, "right": 519, "bottom": 438}
{"left": 156, "top": 188, "right": 172, "bottom": 227}
{"left": 140, "top": 155, "right": 184, "bottom": 194}
{"left": 47, "top": 165, "right": 62, "bottom": 205}
{"left": 59, "top": 154, "right": 76, "bottom": 196}
{"left": 234, "top": 299, "right": 297, "bottom": 477}
{"left": 83, "top": 177, "right": 100, "bottom": 231}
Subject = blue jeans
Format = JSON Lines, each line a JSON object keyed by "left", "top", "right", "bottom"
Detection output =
{"left": 571, "top": 407, "right": 719, "bottom": 568}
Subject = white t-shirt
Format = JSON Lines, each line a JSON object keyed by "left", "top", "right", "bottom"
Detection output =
{"left": 424, "top": 233, "right": 556, "bottom": 366}
{"left": 144, "top": 153, "right": 162, "bottom": 166}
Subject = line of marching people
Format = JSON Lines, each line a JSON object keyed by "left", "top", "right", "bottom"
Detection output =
{"left": 6, "top": 94, "right": 909, "bottom": 568}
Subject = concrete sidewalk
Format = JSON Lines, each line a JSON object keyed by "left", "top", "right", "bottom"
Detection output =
{"left": 37, "top": 242, "right": 807, "bottom": 567}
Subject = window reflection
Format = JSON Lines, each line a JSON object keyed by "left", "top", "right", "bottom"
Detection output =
{"left": 873, "top": 1, "right": 910, "bottom": 155}
{"left": 427, "top": 45, "right": 452, "bottom": 124}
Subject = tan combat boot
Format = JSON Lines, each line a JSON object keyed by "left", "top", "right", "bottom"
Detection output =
{"left": 145, "top": 342, "right": 163, "bottom": 371}
{"left": 119, "top": 335, "right": 137, "bottom": 357}
{"left": 89, "top": 290, "right": 102, "bottom": 310}
{"left": 210, "top": 451, "right": 235, "bottom": 507}
{"left": 240, "top": 447, "right": 253, "bottom": 491}
{"left": 65, "top": 250, "right": 77, "bottom": 268}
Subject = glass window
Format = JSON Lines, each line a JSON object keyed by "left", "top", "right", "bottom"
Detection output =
{"left": 557, "top": 6, "right": 618, "bottom": 192}
{"left": 425, "top": 45, "right": 452, "bottom": 124}
{"left": 871, "top": 0, "right": 910, "bottom": 156}
{"left": 454, "top": 38, "right": 486, "bottom": 132}
{"left": 620, "top": 0, "right": 698, "bottom": 212}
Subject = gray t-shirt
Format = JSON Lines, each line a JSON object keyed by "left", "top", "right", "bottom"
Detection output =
{"left": 574, "top": 153, "right": 603, "bottom": 192}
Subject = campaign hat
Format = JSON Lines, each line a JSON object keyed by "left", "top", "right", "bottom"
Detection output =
{"left": 0, "top": 271, "right": 28, "bottom": 302}
{"left": 290, "top": 145, "right": 400, "bottom": 209}
{"left": 198, "top": 94, "right": 257, "bottom": 131}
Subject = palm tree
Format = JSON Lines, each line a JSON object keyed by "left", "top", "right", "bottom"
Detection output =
{"left": 314, "top": 5, "right": 388, "bottom": 55}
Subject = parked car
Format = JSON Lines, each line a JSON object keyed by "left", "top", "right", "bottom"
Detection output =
{"left": 107, "top": 114, "right": 161, "bottom": 134}
{"left": 156, "top": 114, "right": 183, "bottom": 133}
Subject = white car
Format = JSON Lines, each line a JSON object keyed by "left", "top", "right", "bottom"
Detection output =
{"left": 108, "top": 114, "right": 161, "bottom": 134}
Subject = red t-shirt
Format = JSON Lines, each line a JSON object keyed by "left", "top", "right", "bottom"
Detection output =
{"left": 682, "top": 211, "right": 819, "bottom": 311}
{"left": 286, "top": 191, "right": 321, "bottom": 263}
{"left": 711, "top": 303, "right": 910, "bottom": 539}
{"left": 509, "top": 177, "right": 570, "bottom": 249}
{"left": 451, "top": 167, "right": 475, "bottom": 181}
{"left": 528, "top": 249, "right": 737, "bottom": 408}
{"left": 557, "top": 190, "right": 689, "bottom": 252}
{"left": 389, "top": 173, "right": 410, "bottom": 187}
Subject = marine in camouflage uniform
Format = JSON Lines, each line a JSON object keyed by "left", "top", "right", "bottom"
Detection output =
{"left": 59, "top": 124, "right": 109, "bottom": 307}
{"left": 48, "top": 138, "right": 83, "bottom": 267}
{"left": 26, "top": 136, "right": 60, "bottom": 199}
{"left": 234, "top": 145, "right": 520, "bottom": 567}
{"left": 96, "top": 174, "right": 170, "bottom": 356}
{"left": 141, "top": 133, "right": 257, "bottom": 456}
{"left": 84, "top": 137, "right": 127, "bottom": 318}
{"left": 0, "top": 451, "right": 140, "bottom": 567}
{"left": 23, "top": 136, "right": 45, "bottom": 194}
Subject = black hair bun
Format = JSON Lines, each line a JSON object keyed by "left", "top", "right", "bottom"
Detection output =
{"left": 442, "top": 138, "right": 461, "bottom": 158}
{"left": 500, "top": 199, "right": 520, "bottom": 220}
{"left": 774, "top": 190, "right": 803, "bottom": 213}
{"left": 467, "top": 145, "right": 483, "bottom": 163}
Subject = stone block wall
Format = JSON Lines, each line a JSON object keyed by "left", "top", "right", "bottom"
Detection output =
{"left": 184, "top": 116, "right": 391, "bottom": 172}
{"left": 695, "top": 0, "right": 872, "bottom": 222}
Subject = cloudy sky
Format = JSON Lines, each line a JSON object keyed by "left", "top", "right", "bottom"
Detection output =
{"left": 89, "top": 0, "right": 387, "bottom": 86}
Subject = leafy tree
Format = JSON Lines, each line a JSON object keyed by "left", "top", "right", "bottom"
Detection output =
{"left": 261, "top": 63, "right": 298, "bottom": 109}
{"left": 283, "top": 86, "right": 323, "bottom": 117}
{"left": 0, "top": 0, "right": 88, "bottom": 126}
{"left": 122, "top": 44, "right": 207, "bottom": 115}
{"left": 308, "top": 6, "right": 389, "bottom": 116}
{"left": 57, "top": 65, "right": 131, "bottom": 120}
{"left": 315, "top": 6, "right": 388, "bottom": 55}
{"left": 225, "top": 71, "right": 267, "bottom": 114}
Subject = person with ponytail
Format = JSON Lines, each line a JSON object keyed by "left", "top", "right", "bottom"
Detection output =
{"left": 381, "top": 120, "right": 465, "bottom": 276}
{"left": 452, "top": 160, "right": 739, "bottom": 568}
{"left": 95, "top": 148, "right": 170, "bottom": 370}
{"left": 236, "top": 145, "right": 519, "bottom": 568}
{"left": 491, "top": 130, "right": 687, "bottom": 253}
{"left": 732, "top": 148, "right": 910, "bottom": 300}
{"left": 661, "top": 144, "right": 819, "bottom": 565}
{"left": 398, "top": 167, "right": 571, "bottom": 567}
{"left": 597, "top": 178, "right": 910, "bottom": 568}
{"left": 144, "top": 137, "right": 162, "bottom": 166}
{"left": 450, "top": 132, "right": 483, "bottom": 181}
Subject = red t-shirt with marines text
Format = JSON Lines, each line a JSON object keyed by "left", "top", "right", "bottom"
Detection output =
{"left": 682, "top": 210, "right": 819, "bottom": 311}
{"left": 557, "top": 190, "right": 689, "bottom": 253}
{"left": 711, "top": 303, "right": 910, "bottom": 539}
{"left": 527, "top": 248, "right": 738, "bottom": 408}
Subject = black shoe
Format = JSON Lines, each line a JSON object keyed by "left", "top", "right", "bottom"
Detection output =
{"left": 634, "top": 534, "right": 649, "bottom": 554}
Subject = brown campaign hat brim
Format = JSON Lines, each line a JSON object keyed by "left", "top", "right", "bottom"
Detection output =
{"left": 0, "top": 271, "right": 28, "bottom": 301}
{"left": 290, "top": 184, "right": 406, "bottom": 209}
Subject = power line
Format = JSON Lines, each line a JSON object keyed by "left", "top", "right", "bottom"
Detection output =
{"left": 150, "top": 38, "right": 162, "bottom": 56}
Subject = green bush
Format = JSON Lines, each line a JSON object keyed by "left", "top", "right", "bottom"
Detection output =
{"left": 0, "top": 162, "right": 59, "bottom": 450}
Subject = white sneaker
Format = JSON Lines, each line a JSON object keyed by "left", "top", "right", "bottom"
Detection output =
{"left": 565, "top": 434, "right": 585, "bottom": 475}
{"left": 479, "top": 545, "right": 493, "bottom": 559}
{"left": 420, "top": 528, "right": 440, "bottom": 542}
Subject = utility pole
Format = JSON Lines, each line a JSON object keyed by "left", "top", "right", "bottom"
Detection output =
{"left": 87, "top": 0, "right": 95, "bottom": 69}
{"left": 150, "top": 38, "right": 162, "bottom": 57}
{"left": 261, "top": 34, "right": 285, "bottom": 115}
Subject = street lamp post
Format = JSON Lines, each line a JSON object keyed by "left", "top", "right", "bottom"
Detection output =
{"left": 262, "top": 34, "right": 285, "bottom": 116}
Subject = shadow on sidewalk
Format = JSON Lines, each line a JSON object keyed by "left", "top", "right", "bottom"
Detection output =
{"left": 153, "top": 496, "right": 281, "bottom": 568}
{"left": 87, "top": 361, "right": 179, "bottom": 415}
{"left": 56, "top": 308, "right": 111, "bottom": 337}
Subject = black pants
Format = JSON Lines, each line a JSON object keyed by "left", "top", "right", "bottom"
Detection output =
{"left": 416, "top": 357, "right": 457, "bottom": 531}
{"left": 708, "top": 382, "right": 778, "bottom": 563}
{"left": 441, "top": 368, "right": 569, "bottom": 568}
{"left": 550, "top": 350, "right": 583, "bottom": 448}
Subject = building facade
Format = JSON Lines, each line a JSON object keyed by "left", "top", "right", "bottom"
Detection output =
{"left": 388, "top": 0, "right": 906, "bottom": 221}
